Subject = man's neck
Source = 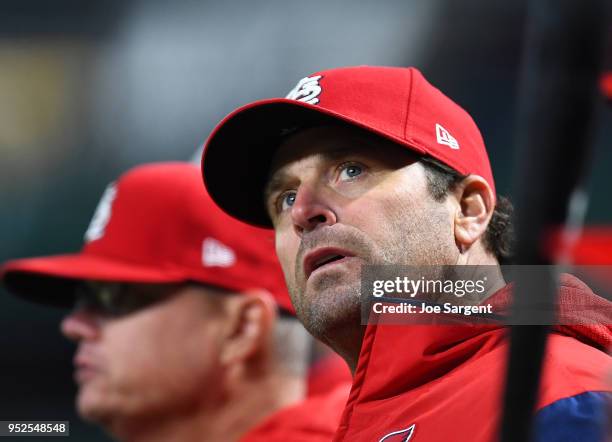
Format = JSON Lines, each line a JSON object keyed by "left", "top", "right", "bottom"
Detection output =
{"left": 333, "top": 253, "right": 506, "bottom": 373}
{"left": 111, "top": 374, "right": 305, "bottom": 442}
{"left": 322, "top": 323, "right": 366, "bottom": 375}
{"left": 452, "top": 247, "right": 506, "bottom": 301}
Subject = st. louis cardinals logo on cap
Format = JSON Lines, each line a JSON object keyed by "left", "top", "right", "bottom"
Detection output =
{"left": 84, "top": 183, "right": 117, "bottom": 243}
{"left": 286, "top": 75, "right": 322, "bottom": 104}
{"left": 379, "top": 424, "right": 416, "bottom": 442}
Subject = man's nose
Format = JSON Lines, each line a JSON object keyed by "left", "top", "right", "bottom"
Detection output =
{"left": 60, "top": 308, "right": 101, "bottom": 342}
{"left": 290, "top": 185, "right": 337, "bottom": 235}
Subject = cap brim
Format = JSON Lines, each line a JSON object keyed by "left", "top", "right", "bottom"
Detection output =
{"left": 202, "top": 98, "right": 425, "bottom": 227}
{"left": 1, "top": 253, "right": 186, "bottom": 308}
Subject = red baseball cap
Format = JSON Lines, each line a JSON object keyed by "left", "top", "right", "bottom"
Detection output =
{"left": 1, "top": 162, "right": 294, "bottom": 313}
{"left": 201, "top": 65, "right": 495, "bottom": 227}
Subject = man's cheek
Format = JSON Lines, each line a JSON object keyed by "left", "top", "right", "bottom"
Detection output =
{"left": 275, "top": 236, "right": 297, "bottom": 273}
{"left": 279, "top": 255, "right": 296, "bottom": 287}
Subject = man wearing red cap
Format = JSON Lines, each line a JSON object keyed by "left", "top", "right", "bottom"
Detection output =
{"left": 201, "top": 66, "right": 611, "bottom": 441}
{"left": 1, "top": 162, "right": 349, "bottom": 442}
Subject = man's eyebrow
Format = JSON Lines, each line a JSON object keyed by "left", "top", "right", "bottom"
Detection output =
{"left": 264, "top": 170, "right": 291, "bottom": 202}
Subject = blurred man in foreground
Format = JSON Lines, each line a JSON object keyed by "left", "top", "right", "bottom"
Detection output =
{"left": 201, "top": 66, "right": 612, "bottom": 441}
{"left": 1, "top": 162, "right": 349, "bottom": 442}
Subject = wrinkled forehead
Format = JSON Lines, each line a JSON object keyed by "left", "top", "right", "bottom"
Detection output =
{"left": 267, "top": 124, "right": 416, "bottom": 185}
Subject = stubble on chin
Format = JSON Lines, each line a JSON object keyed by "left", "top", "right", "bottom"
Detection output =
{"left": 293, "top": 271, "right": 362, "bottom": 343}
{"left": 288, "top": 225, "right": 378, "bottom": 340}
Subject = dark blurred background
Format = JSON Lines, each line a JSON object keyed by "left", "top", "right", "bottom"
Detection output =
{"left": 0, "top": 0, "right": 610, "bottom": 440}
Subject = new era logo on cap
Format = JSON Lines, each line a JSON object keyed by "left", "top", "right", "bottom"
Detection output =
{"left": 435, "top": 123, "right": 459, "bottom": 150}
{"left": 84, "top": 183, "right": 117, "bottom": 243}
{"left": 202, "top": 237, "right": 236, "bottom": 267}
{"left": 286, "top": 75, "right": 322, "bottom": 104}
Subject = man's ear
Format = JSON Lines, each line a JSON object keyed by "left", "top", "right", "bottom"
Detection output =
{"left": 219, "top": 289, "right": 278, "bottom": 367}
{"left": 452, "top": 175, "right": 495, "bottom": 252}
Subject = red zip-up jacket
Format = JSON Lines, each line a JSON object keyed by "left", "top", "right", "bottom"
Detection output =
{"left": 333, "top": 274, "right": 611, "bottom": 442}
{"left": 240, "top": 382, "right": 351, "bottom": 442}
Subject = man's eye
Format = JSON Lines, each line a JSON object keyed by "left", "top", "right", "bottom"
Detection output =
{"left": 339, "top": 164, "right": 363, "bottom": 181}
{"left": 279, "top": 191, "right": 296, "bottom": 211}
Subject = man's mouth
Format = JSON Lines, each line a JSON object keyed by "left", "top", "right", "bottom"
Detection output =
{"left": 74, "top": 352, "right": 100, "bottom": 384}
{"left": 303, "top": 247, "right": 355, "bottom": 279}
{"left": 75, "top": 366, "right": 99, "bottom": 384}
